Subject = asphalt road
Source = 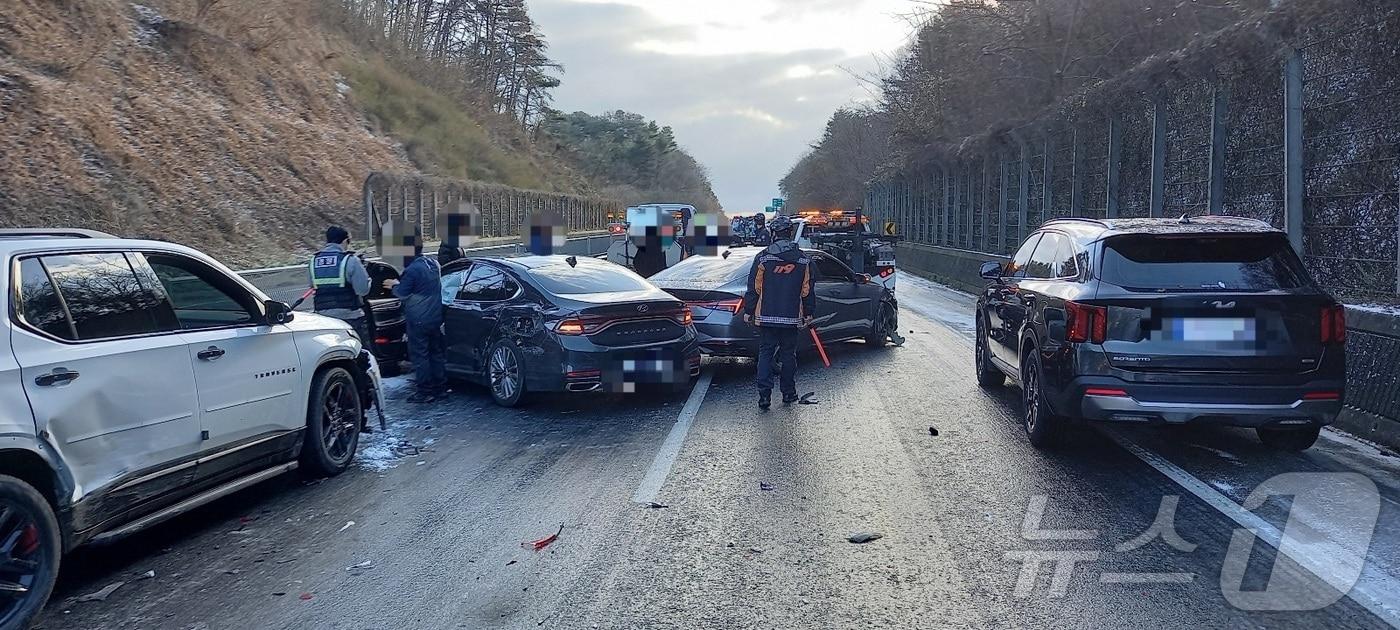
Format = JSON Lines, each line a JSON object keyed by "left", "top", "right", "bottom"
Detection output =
{"left": 34, "top": 273, "right": 1400, "bottom": 629}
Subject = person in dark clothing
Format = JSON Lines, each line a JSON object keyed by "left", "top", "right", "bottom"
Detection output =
{"left": 632, "top": 237, "right": 667, "bottom": 278}
{"left": 384, "top": 244, "right": 446, "bottom": 403}
{"left": 741, "top": 215, "right": 816, "bottom": 410}
{"left": 437, "top": 243, "right": 465, "bottom": 266}
{"left": 753, "top": 213, "right": 772, "bottom": 246}
{"left": 310, "top": 226, "right": 372, "bottom": 341}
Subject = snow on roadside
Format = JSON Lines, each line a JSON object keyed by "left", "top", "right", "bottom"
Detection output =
{"left": 895, "top": 272, "right": 977, "bottom": 335}
{"left": 357, "top": 376, "right": 438, "bottom": 471}
{"left": 1349, "top": 303, "right": 1400, "bottom": 317}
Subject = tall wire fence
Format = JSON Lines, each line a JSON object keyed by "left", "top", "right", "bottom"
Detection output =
{"left": 867, "top": 6, "right": 1400, "bottom": 304}
{"left": 361, "top": 172, "right": 623, "bottom": 243}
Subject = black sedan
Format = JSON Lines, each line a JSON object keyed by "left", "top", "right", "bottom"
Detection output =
{"left": 649, "top": 247, "right": 897, "bottom": 357}
{"left": 441, "top": 255, "right": 701, "bottom": 406}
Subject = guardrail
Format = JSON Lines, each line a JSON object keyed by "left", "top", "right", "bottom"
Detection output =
{"left": 895, "top": 241, "right": 1400, "bottom": 451}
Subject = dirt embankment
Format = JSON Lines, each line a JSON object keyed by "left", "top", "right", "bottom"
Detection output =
{"left": 0, "top": 0, "right": 467, "bottom": 267}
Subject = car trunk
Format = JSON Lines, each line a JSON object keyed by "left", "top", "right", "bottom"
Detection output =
{"left": 1093, "top": 232, "right": 1334, "bottom": 375}
{"left": 563, "top": 293, "right": 689, "bottom": 347}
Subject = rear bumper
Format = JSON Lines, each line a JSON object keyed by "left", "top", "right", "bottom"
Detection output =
{"left": 1072, "top": 379, "right": 1343, "bottom": 428}
{"left": 530, "top": 338, "right": 701, "bottom": 393}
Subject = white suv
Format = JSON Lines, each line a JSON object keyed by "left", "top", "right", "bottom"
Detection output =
{"left": 0, "top": 229, "right": 384, "bottom": 627}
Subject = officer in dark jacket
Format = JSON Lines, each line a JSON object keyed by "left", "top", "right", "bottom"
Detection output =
{"left": 310, "top": 226, "right": 371, "bottom": 339}
{"left": 383, "top": 243, "right": 446, "bottom": 403}
{"left": 741, "top": 215, "right": 816, "bottom": 410}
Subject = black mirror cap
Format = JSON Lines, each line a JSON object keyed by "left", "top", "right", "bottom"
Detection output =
{"left": 979, "top": 261, "right": 1003, "bottom": 280}
{"left": 856, "top": 273, "right": 872, "bottom": 284}
{"left": 265, "top": 300, "right": 295, "bottom": 325}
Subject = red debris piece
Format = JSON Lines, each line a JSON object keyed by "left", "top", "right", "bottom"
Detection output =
{"left": 299, "top": 593, "right": 313, "bottom": 601}
{"left": 522, "top": 523, "right": 565, "bottom": 551}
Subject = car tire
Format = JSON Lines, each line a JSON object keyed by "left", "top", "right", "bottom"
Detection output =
{"left": 975, "top": 319, "right": 1005, "bottom": 388}
{"left": 0, "top": 475, "right": 61, "bottom": 630}
{"left": 865, "top": 300, "right": 895, "bottom": 348}
{"left": 301, "top": 366, "right": 362, "bottom": 476}
{"left": 1021, "top": 346, "right": 1064, "bottom": 449}
{"left": 487, "top": 340, "right": 527, "bottom": 408}
{"left": 1257, "top": 425, "right": 1321, "bottom": 451}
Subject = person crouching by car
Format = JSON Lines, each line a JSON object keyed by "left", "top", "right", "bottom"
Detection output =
{"left": 741, "top": 215, "right": 816, "bottom": 411}
{"left": 383, "top": 244, "right": 446, "bottom": 403}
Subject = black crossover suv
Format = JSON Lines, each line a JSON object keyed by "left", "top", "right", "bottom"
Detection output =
{"left": 975, "top": 216, "right": 1345, "bottom": 451}
{"left": 441, "top": 255, "right": 701, "bottom": 406}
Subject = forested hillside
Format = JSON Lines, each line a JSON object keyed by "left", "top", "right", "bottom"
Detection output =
{"left": 544, "top": 111, "right": 721, "bottom": 212}
{"left": 0, "top": 0, "right": 717, "bottom": 266}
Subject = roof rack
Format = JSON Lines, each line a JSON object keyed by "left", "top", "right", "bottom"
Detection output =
{"left": 1178, "top": 214, "right": 1272, "bottom": 227}
{"left": 0, "top": 228, "right": 118, "bottom": 239}
{"left": 1041, "top": 217, "right": 1109, "bottom": 228}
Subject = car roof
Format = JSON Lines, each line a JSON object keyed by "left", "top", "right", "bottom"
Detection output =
{"left": 1038, "top": 216, "right": 1282, "bottom": 243}
{"left": 494, "top": 255, "right": 614, "bottom": 271}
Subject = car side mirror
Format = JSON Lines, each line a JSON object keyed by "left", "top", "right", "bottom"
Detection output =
{"left": 855, "top": 273, "right": 872, "bottom": 285}
{"left": 979, "top": 261, "right": 1003, "bottom": 280}
{"left": 265, "top": 299, "right": 295, "bottom": 325}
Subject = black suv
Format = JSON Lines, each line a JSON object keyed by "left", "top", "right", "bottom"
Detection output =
{"left": 974, "top": 216, "right": 1345, "bottom": 451}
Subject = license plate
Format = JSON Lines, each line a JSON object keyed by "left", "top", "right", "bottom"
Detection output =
{"left": 1170, "top": 317, "right": 1256, "bottom": 342}
{"left": 876, "top": 260, "right": 896, "bottom": 267}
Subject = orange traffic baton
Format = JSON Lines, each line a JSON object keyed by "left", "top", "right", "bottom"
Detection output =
{"left": 809, "top": 326, "right": 831, "bottom": 368}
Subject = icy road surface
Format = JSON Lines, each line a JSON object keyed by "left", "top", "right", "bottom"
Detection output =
{"left": 36, "top": 273, "right": 1400, "bottom": 629}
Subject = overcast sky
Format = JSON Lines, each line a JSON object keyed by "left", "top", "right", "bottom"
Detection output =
{"left": 529, "top": 0, "right": 920, "bottom": 212}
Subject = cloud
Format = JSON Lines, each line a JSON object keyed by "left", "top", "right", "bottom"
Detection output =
{"left": 531, "top": 0, "right": 912, "bottom": 211}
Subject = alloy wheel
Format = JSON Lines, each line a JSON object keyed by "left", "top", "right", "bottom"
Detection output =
{"left": 0, "top": 503, "right": 47, "bottom": 627}
{"left": 490, "top": 346, "right": 520, "bottom": 401}
{"left": 1023, "top": 362, "right": 1040, "bottom": 434}
{"left": 320, "top": 380, "right": 358, "bottom": 462}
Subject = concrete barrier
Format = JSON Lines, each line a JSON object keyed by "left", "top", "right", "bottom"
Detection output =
{"left": 896, "top": 241, "right": 1400, "bottom": 451}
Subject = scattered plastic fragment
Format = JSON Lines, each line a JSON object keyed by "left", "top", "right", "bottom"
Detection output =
{"left": 346, "top": 560, "right": 373, "bottom": 571}
{"left": 77, "top": 582, "right": 125, "bottom": 603}
{"left": 798, "top": 392, "right": 818, "bottom": 405}
{"left": 137, "top": 570, "right": 155, "bottom": 580}
{"left": 748, "top": 547, "right": 763, "bottom": 554}
{"left": 506, "top": 560, "right": 517, "bottom": 566}
{"left": 273, "top": 592, "right": 286, "bottom": 597}
{"left": 928, "top": 426, "right": 939, "bottom": 436}
{"left": 337, "top": 521, "right": 355, "bottom": 532}
{"left": 847, "top": 531, "right": 884, "bottom": 544}
{"left": 299, "top": 593, "right": 314, "bottom": 601}
{"left": 759, "top": 482, "right": 774, "bottom": 492}
{"left": 644, "top": 502, "right": 668, "bottom": 509}
{"left": 523, "top": 523, "right": 564, "bottom": 551}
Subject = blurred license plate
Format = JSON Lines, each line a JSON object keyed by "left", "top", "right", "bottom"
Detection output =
{"left": 1172, "top": 317, "right": 1255, "bottom": 342}
{"left": 875, "top": 260, "right": 896, "bottom": 267}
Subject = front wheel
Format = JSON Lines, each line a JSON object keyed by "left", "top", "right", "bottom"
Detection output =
{"left": 0, "top": 475, "right": 61, "bottom": 630}
{"left": 301, "top": 367, "right": 362, "bottom": 476}
{"left": 487, "top": 341, "right": 527, "bottom": 407}
{"left": 865, "top": 301, "right": 895, "bottom": 347}
{"left": 975, "top": 320, "right": 1005, "bottom": 388}
{"left": 1022, "top": 348, "right": 1065, "bottom": 449}
{"left": 1257, "top": 425, "right": 1321, "bottom": 451}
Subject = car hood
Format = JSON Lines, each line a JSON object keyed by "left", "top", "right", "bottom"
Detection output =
{"left": 284, "top": 311, "right": 354, "bottom": 333}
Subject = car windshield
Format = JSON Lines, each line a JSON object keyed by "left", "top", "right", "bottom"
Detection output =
{"left": 1101, "top": 234, "right": 1309, "bottom": 291}
{"left": 528, "top": 262, "right": 652, "bottom": 294}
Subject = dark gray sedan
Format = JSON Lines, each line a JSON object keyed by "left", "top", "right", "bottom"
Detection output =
{"left": 649, "top": 247, "right": 898, "bottom": 357}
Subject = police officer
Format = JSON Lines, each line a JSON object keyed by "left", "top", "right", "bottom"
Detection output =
{"left": 383, "top": 240, "right": 446, "bottom": 403}
{"left": 753, "top": 213, "right": 772, "bottom": 245}
{"left": 741, "top": 215, "right": 816, "bottom": 410}
{"left": 310, "top": 226, "right": 371, "bottom": 339}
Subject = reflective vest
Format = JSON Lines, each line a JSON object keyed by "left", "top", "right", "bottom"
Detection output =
{"left": 309, "top": 249, "right": 359, "bottom": 312}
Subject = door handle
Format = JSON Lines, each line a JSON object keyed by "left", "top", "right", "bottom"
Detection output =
{"left": 34, "top": 368, "right": 79, "bottom": 387}
{"left": 197, "top": 346, "right": 226, "bottom": 361}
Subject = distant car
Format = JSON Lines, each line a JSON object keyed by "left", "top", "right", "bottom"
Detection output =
{"left": 649, "top": 247, "right": 898, "bottom": 357}
{"left": 974, "top": 217, "right": 1345, "bottom": 451}
{"left": 0, "top": 229, "right": 384, "bottom": 627}
{"left": 440, "top": 255, "right": 701, "bottom": 406}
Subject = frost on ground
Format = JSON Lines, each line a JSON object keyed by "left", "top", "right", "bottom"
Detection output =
{"left": 895, "top": 272, "right": 977, "bottom": 335}
{"left": 1350, "top": 303, "right": 1400, "bottom": 317}
{"left": 357, "top": 376, "right": 443, "bottom": 471}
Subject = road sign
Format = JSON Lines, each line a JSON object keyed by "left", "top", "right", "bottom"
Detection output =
{"left": 884, "top": 222, "right": 898, "bottom": 236}
{"left": 765, "top": 206, "right": 774, "bottom": 213}
{"left": 772, "top": 198, "right": 784, "bottom": 209}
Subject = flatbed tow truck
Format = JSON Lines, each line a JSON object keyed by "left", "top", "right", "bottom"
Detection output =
{"left": 791, "top": 208, "right": 898, "bottom": 293}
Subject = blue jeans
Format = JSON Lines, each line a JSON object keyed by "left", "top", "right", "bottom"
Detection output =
{"left": 406, "top": 320, "right": 446, "bottom": 394}
{"left": 755, "top": 326, "right": 800, "bottom": 396}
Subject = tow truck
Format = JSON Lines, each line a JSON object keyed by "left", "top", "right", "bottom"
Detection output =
{"left": 791, "top": 208, "right": 898, "bottom": 293}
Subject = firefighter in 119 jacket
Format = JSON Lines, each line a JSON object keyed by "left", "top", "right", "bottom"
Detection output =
{"left": 741, "top": 215, "right": 816, "bottom": 410}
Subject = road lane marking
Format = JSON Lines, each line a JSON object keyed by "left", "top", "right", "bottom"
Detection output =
{"left": 631, "top": 370, "right": 713, "bottom": 504}
{"left": 1104, "top": 430, "right": 1400, "bottom": 628}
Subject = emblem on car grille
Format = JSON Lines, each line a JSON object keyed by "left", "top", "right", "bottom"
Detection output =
{"left": 636, "top": 304, "right": 650, "bottom": 313}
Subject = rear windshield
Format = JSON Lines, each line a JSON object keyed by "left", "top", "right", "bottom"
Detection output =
{"left": 650, "top": 254, "right": 749, "bottom": 283}
{"left": 1101, "top": 235, "right": 1309, "bottom": 291}
{"left": 529, "top": 263, "right": 653, "bottom": 294}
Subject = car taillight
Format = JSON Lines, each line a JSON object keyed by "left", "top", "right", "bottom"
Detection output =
{"left": 554, "top": 319, "right": 585, "bottom": 335}
{"left": 1320, "top": 304, "right": 1346, "bottom": 344}
{"left": 680, "top": 306, "right": 693, "bottom": 326}
{"left": 1065, "top": 301, "right": 1107, "bottom": 344}
{"left": 1303, "top": 391, "right": 1341, "bottom": 401}
{"left": 696, "top": 298, "right": 742, "bottom": 314}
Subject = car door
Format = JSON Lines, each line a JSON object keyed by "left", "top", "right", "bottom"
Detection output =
{"left": 988, "top": 234, "right": 1042, "bottom": 365}
{"left": 444, "top": 264, "right": 522, "bottom": 373}
{"left": 1009, "top": 233, "right": 1065, "bottom": 365}
{"left": 139, "top": 252, "right": 302, "bottom": 483}
{"left": 811, "top": 252, "right": 877, "bottom": 338}
{"left": 9, "top": 252, "right": 201, "bottom": 531}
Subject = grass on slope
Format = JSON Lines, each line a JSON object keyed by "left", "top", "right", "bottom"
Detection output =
{"left": 341, "top": 58, "right": 547, "bottom": 190}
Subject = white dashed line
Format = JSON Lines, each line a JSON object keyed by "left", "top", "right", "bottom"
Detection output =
{"left": 631, "top": 370, "right": 713, "bottom": 504}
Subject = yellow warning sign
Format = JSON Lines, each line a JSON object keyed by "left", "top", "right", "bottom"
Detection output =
{"left": 884, "top": 222, "right": 898, "bottom": 236}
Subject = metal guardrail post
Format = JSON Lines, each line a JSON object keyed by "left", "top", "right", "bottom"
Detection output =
{"left": 1042, "top": 132, "right": 1054, "bottom": 224}
{"left": 998, "top": 148, "right": 1009, "bottom": 252}
{"left": 1069, "top": 127, "right": 1084, "bottom": 217}
{"left": 1106, "top": 113, "right": 1121, "bottom": 218}
{"left": 1207, "top": 83, "right": 1229, "bottom": 216}
{"left": 1150, "top": 96, "right": 1168, "bottom": 218}
{"left": 941, "top": 165, "right": 952, "bottom": 246}
{"left": 982, "top": 152, "right": 993, "bottom": 252}
{"left": 1017, "top": 137, "right": 1030, "bottom": 245}
{"left": 952, "top": 164, "right": 963, "bottom": 248}
{"left": 1284, "top": 48, "right": 1306, "bottom": 253}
